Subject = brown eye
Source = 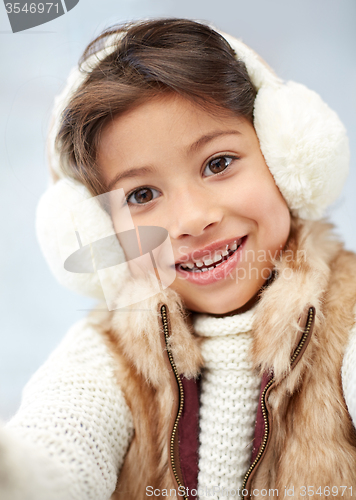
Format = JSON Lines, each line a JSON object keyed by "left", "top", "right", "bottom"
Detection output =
{"left": 204, "top": 156, "right": 235, "bottom": 176}
{"left": 127, "top": 187, "right": 159, "bottom": 205}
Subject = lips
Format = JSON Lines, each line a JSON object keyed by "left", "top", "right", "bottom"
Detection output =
{"left": 176, "top": 237, "right": 245, "bottom": 273}
{"left": 175, "top": 235, "right": 248, "bottom": 286}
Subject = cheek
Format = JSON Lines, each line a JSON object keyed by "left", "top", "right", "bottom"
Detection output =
{"left": 227, "top": 170, "right": 284, "bottom": 218}
{"left": 230, "top": 170, "right": 291, "bottom": 248}
{"left": 256, "top": 188, "right": 291, "bottom": 251}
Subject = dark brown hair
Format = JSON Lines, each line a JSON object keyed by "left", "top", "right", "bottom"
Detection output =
{"left": 55, "top": 18, "right": 257, "bottom": 196}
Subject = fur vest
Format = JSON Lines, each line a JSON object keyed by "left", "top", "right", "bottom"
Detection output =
{"left": 89, "top": 217, "right": 356, "bottom": 499}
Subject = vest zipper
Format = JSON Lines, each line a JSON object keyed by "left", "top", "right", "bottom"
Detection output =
{"left": 290, "top": 308, "right": 314, "bottom": 367}
{"left": 241, "top": 306, "right": 315, "bottom": 495}
{"left": 241, "top": 376, "right": 274, "bottom": 492}
{"left": 161, "top": 305, "right": 188, "bottom": 500}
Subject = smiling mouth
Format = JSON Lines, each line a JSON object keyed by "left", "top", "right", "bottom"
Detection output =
{"left": 177, "top": 236, "right": 247, "bottom": 273}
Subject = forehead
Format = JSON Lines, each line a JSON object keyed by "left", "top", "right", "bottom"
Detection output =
{"left": 98, "top": 93, "right": 249, "bottom": 161}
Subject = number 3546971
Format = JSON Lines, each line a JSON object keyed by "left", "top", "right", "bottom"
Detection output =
{"left": 299, "top": 486, "right": 352, "bottom": 496}
{"left": 5, "top": 3, "right": 59, "bottom": 13}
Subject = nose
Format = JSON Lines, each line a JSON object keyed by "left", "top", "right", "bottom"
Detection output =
{"left": 168, "top": 185, "right": 223, "bottom": 239}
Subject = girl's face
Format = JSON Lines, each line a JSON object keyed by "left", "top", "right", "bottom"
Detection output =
{"left": 98, "top": 93, "right": 291, "bottom": 314}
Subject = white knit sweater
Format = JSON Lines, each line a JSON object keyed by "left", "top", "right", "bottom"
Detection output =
{"left": 3, "top": 309, "right": 356, "bottom": 500}
{"left": 193, "top": 307, "right": 260, "bottom": 498}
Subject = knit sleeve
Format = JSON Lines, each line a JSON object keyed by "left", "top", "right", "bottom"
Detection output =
{"left": 1, "top": 318, "right": 134, "bottom": 500}
{"left": 341, "top": 306, "right": 356, "bottom": 428}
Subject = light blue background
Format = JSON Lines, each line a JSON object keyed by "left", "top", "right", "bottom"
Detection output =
{"left": 0, "top": 0, "right": 355, "bottom": 419}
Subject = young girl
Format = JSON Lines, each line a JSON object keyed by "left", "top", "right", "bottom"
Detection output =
{"left": 2, "top": 18, "right": 356, "bottom": 500}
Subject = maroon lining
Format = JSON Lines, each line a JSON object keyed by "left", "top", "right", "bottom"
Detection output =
{"left": 178, "top": 375, "right": 201, "bottom": 499}
{"left": 250, "top": 371, "right": 273, "bottom": 464}
{"left": 177, "top": 372, "right": 274, "bottom": 496}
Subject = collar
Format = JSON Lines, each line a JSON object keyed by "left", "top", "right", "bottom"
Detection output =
{"left": 192, "top": 304, "right": 258, "bottom": 338}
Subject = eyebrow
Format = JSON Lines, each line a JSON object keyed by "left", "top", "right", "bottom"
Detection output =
{"left": 106, "top": 129, "right": 241, "bottom": 191}
{"left": 106, "top": 166, "right": 155, "bottom": 191}
{"left": 188, "top": 130, "right": 241, "bottom": 154}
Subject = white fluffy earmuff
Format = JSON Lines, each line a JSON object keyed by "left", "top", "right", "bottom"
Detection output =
{"left": 36, "top": 25, "right": 350, "bottom": 299}
{"left": 222, "top": 32, "right": 349, "bottom": 221}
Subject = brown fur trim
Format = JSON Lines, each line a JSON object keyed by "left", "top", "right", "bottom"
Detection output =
{"left": 107, "top": 275, "right": 203, "bottom": 386}
{"left": 251, "top": 217, "right": 343, "bottom": 382}
{"left": 251, "top": 219, "right": 356, "bottom": 496}
{"left": 107, "top": 347, "right": 176, "bottom": 499}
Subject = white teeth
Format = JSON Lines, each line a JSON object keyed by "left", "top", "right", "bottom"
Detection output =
{"left": 213, "top": 253, "right": 222, "bottom": 264}
{"left": 179, "top": 237, "right": 244, "bottom": 271}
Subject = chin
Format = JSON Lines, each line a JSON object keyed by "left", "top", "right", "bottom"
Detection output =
{"left": 186, "top": 295, "right": 249, "bottom": 315}
{"left": 173, "top": 279, "right": 262, "bottom": 315}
